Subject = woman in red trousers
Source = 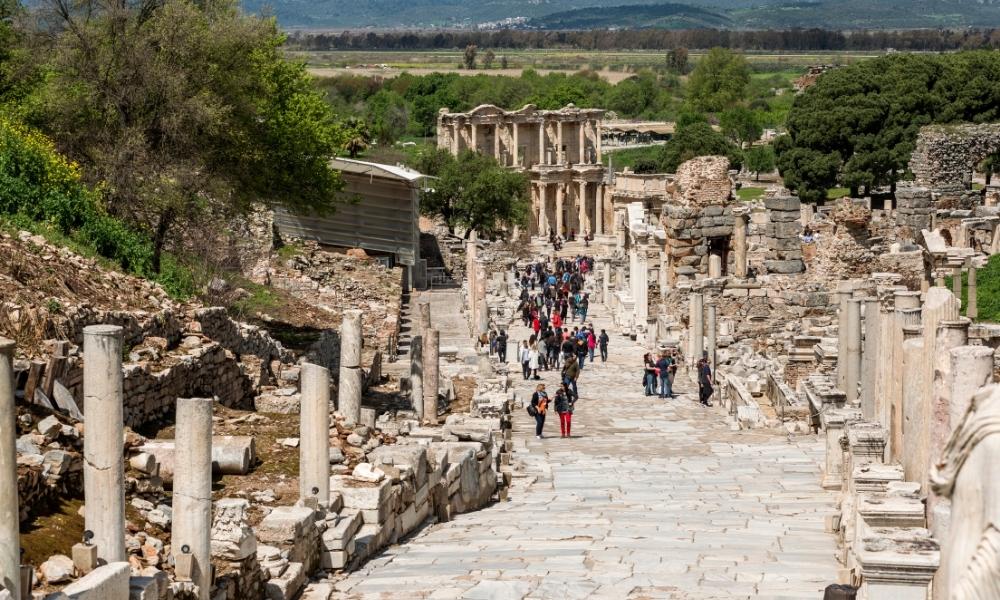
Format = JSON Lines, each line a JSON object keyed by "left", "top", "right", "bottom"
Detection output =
{"left": 554, "top": 383, "right": 576, "bottom": 438}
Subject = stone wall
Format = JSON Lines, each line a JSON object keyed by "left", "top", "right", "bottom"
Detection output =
{"left": 909, "top": 123, "right": 1000, "bottom": 190}
{"left": 662, "top": 204, "right": 735, "bottom": 281}
{"left": 763, "top": 196, "right": 805, "bottom": 274}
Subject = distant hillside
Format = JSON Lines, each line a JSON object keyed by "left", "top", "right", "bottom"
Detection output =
{"left": 244, "top": 0, "right": 1000, "bottom": 29}
{"left": 527, "top": 3, "right": 731, "bottom": 29}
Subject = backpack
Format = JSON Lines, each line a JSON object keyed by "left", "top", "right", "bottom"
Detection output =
{"left": 527, "top": 404, "right": 538, "bottom": 417}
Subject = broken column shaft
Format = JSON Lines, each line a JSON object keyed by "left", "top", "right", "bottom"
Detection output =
{"left": 83, "top": 325, "right": 126, "bottom": 563}
{"left": 338, "top": 310, "right": 363, "bottom": 426}
{"left": 0, "top": 338, "right": 20, "bottom": 600}
{"left": 172, "top": 398, "right": 213, "bottom": 600}
{"left": 844, "top": 298, "right": 862, "bottom": 404}
{"left": 733, "top": 213, "right": 748, "bottom": 278}
{"left": 299, "top": 363, "right": 330, "bottom": 506}
{"left": 705, "top": 303, "right": 717, "bottom": 378}
{"left": 423, "top": 329, "right": 440, "bottom": 425}
{"left": 967, "top": 264, "right": 978, "bottom": 320}
{"left": 688, "top": 293, "right": 703, "bottom": 368}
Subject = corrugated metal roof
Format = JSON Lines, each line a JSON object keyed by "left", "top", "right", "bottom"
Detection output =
{"left": 331, "top": 157, "right": 425, "bottom": 183}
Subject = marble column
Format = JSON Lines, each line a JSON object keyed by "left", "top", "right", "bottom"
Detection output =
{"left": 578, "top": 123, "right": 586, "bottom": 163}
{"left": 172, "top": 398, "right": 213, "bottom": 600}
{"left": 951, "top": 266, "right": 962, "bottom": 300}
{"left": 451, "top": 123, "right": 460, "bottom": 154}
{"left": 578, "top": 181, "right": 588, "bottom": 235}
{"left": 595, "top": 120, "right": 603, "bottom": 162}
{"left": 901, "top": 326, "right": 925, "bottom": 483}
{"left": 466, "top": 232, "right": 478, "bottom": 330}
{"left": 423, "top": 329, "right": 440, "bottom": 425}
{"left": 493, "top": 124, "right": 501, "bottom": 161}
{"left": 470, "top": 123, "right": 478, "bottom": 153}
{"left": 0, "top": 338, "right": 19, "bottom": 600}
{"left": 914, "top": 288, "right": 960, "bottom": 489}
{"left": 83, "top": 325, "right": 126, "bottom": 563}
{"left": 596, "top": 184, "right": 605, "bottom": 236}
{"left": 928, "top": 319, "right": 971, "bottom": 489}
{"left": 967, "top": 264, "right": 978, "bottom": 320}
{"left": 555, "top": 184, "right": 565, "bottom": 236}
{"left": 635, "top": 253, "right": 648, "bottom": 325}
{"left": 477, "top": 298, "right": 489, "bottom": 337}
{"left": 409, "top": 331, "right": 424, "bottom": 419}
{"left": 538, "top": 124, "right": 546, "bottom": 164}
{"left": 836, "top": 281, "right": 853, "bottom": 392}
{"left": 557, "top": 121, "right": 564, "bottom": 164}
{"left": 889, "top": 306, "right": 922, "bottom": 463}
{"left": 338, "top": 310, "right": 363, "bottom": 426}
{"left": 733, "top": 214, "right": 748, "bottom": 278}
{"left": 845, "top": 298, "right": 863, "bottom": 405}
{"left": 706, "top": 303, "right": 717, "bottom": 378}
{"left": 861, "top": 297, "right": 881, "bottom": 420}
{"left": 299, "top": 363, "right": 330, "bottom": 506}
{"left": 512, "top": 123, "right": 520, "bottom": 166}
{"left": 538, "top": 184, "right": 548, "bottom": 236}
{"left": 689, "top": 293, "right": 704, "bottom": 366}
{"left": 708, "top": 254, "right": 722, "bottom": 278}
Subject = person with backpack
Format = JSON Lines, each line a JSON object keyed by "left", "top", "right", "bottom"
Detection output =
{"left": 554, "top": 384, "right": 576, "bottom": 438}
{"left": 529, "top": 383, "right": 549, "bottom": 439}
{"left": 496, "top": 330, "right": 508, "bottom": 363}
{"left": 562, "top": 353, "right": 581, "bottom": 399}
{"left": 642, "top": 353, "right": 657, "bottom": 396}
{"left": 655, "top": 352, "right": 673, "bottom": 399}
{"left": 698, "top": 352, "right": 714, "bottom": 406}
{"left": 575, "top": 335, "right": 588, "bottom": 370}
{"left": 598, "top": 329, "right": 610, "bottom": 362}
{"left": 578, "top": 293, "right": 590, "bottom": 323}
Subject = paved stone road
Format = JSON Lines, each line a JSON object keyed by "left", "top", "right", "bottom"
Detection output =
{"left": 334, "top": 301, "right": 839, "bottom": 599}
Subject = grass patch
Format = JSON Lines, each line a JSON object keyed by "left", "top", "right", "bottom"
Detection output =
{"left": 227, "top": 278, "right": 281, "bottom": 320}
{"left": 737, "top": 187, "right": 766, "bottom": 200}
{"left": 602, "top": 145, "right": 663, "bottom": 171}
{"left": 827, "top": 187, "right": 851, "bottom": 200}
{"left": 946, "top": 254, "right": 1000, "bottom": 322}
{"left": 20, "top": 497, "right": 84, "bottom": 567}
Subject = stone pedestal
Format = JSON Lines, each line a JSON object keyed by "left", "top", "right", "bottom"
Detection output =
{"left": 634, "top": 254, "right": 648, "bottom": 326}
{"left": 688, "top": 293, "right": 703, "bottom": 366}
{"left": 172, "top": 398, "right": 213, "bottom": 600}
{"left": 0, "top": 338, "right": 19, "bottom": 600}
{"left": 338, "top": 310, "right": 363, "bottom": 426}
{"left": 83, "top": 325, "right": 126, "bottom": 563}
{"left": 708, "top": 254, "right": 722, "bottom": 279}
{"left": 300, "top": 364, "right": 330, "bottom": 506}
{"left": 856, "top": 529, "right": 939, "bottom": 600}
{"left": 423, "top": 329, "right": 440, "bottom": 425}
{"left": 821, "top": 408, "right": 862, "bottom": 490}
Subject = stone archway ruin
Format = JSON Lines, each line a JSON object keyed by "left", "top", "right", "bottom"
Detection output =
{"left": 909, "top": 123, "right": 1000, "bottom": 191}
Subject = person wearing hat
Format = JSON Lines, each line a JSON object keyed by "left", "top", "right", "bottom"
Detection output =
{"left": 697, "top": 351, "right": 714, "bottom": 406}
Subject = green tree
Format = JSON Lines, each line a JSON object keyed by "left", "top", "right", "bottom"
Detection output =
{"left": 499, "top": 55, "right": 508, "bottom": 69}
{"left": 665, "top": 47, "right": 688, "bottom": 74}
{"left": 686, "top": 48, "right": 750, "bottom": 113}
{"left": 420, "top": 150, "right": 529, "bottom": 237}
{"left": 366, "top": 89, "right": 409, "bottom": 145}
{"left": 463, "top": 44, "right": 477, "bottom": 70}
{"left": 779, "top": 52, "right": 1000, "bottom": 202}
{"left": 720, "top": 106, "right": 762, "bottom": 149}
{"left": 744, "top": 145, "right": 776, "bottom": 181}
{"left": 482, "top": 49, "right": 495, "bottom": 69}
{"left": 655, "top": 121, "right": 742, "bottom": 173}
{"left": 25, "top": 0, "right": 346, "bottom": 273}
{"left": 343, "top": 118, "right": 372, "bottom": 158}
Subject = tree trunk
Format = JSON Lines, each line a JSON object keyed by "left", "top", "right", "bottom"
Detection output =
{"left": 987, "top": 171, "right": 993, "bottom": 186}
{"left": 152, "top": 207, "right": 176, "bottom": 275}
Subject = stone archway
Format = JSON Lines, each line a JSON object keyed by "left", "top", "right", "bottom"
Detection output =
{"left": 909, "top": 123, "right": 1000, "bottom": 190}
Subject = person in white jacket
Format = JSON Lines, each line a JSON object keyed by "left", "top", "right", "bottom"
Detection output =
{"left": 520, "top": 340, "right": 532, "bottom": 380}
{"left": 529, "top": 342, "right": 541, "bottom": 380}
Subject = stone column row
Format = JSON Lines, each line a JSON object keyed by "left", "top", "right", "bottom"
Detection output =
{"left": 338, "top": 310, "right": 363, "bottom": 426}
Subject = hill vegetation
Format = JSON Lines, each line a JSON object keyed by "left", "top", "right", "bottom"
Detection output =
{"left": 526, "top": 3, "right": 731, "bottom": 30}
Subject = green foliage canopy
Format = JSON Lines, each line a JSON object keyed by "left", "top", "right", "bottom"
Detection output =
{"left": 686, "top": 48, "right": 750, "bottom": 113}
{"left": 653, "top": 121, "right": 742, "bottom": 173}
{"left": 419, "top": 149, "right": 529, "bottom": 238}
{"left": 778, "top": 51, "right": 1000, "bottom": 202}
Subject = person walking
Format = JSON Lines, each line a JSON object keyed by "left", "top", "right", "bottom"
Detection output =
{"left": 537, "top": 335, "right": 548, "bottom": 371}
{"left": 530, "top": 384, "right": 549, "bottom": 439}
{"left": 655, "top": 352, "right": 673, "bottom": 399}
{"left": 579, "top": 293, "right": 590, "bottom": 323}
{"left": 554, "top": 384, "right": 575, "bottom": 438}
{"left": 575, "top": 335, "right": 588, "bottom": 370}
{"left": 529, "top": 342, "right": 541, "bottom": 380}
{"left": 643, "top": 353, "right": 657, "bottom": 396}
{"left": 598, "top": 329, "right": 610, "bottom": 363}
{"left": 488, "top": 329, "right": 497, "bottom": 356}
{"left": 667, "top": 347, "right": 678, "bottom": 397}
{"left": 496, "top": 330, "right": 508, "bottom": 363}
{"left": 562, "top": 353, "right": 581, "bottom": 399}
{"left": 520, "top": 341, "right": 532, "bottom": 380}
{"left": 586, "top": 329, "right": 597, "bottom": 363}
{"left": 698, "top": 351, "right": 714, "bottom": 406}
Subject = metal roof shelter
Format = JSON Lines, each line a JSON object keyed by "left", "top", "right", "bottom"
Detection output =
{"left": 273, "top": 157, "right": 427, "bottom": 287}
